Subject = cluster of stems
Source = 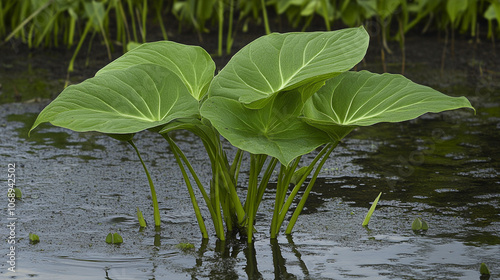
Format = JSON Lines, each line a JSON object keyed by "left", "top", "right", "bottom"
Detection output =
{"left": 131, "top": 121, "right": 339, "bottom": 243}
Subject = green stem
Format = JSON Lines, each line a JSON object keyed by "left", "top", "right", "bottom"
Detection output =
{"left": 116, "top": 0, "right": 131, "bottom": 46}
{"left": 280, "top": 158, "right": 301, "bottom": 208}
{"left": 246, "top": 155, "right": 259, "bottom": 243}
{"left": 260, "top": 0, "right": 271, "bottom": 34}
{"left": 167, "top": 126, "right": 243, "bottom": 239}
{"left": 67, "top": 19, "right": 92, "bottom": 73}
{"left": 98, "top": 3, "right": 112, "bottom": 60}
{"left": 216, "top": 152, "right": 246, "bottom": 226}
{"left": 320, "top": 0, "right": 331, "bottom": 31}
{"left": 141, "top": 0, "right": 147, "bottom": 42}
{"left": 270, "top": 165, "right": 286, "bottom": 238}
{"left": 270, "top": 157, "right": 300, "bottom": 238}
{"left": 214, "top": 158, "right": 226, "bottom": 241}
{"left": 226, "top": 0, "right": 234, "bottom": 54}
{"left": 126, "top": 0, "right": 138, "bottom": 42}
{"left": 202, "top": 128, "right": 245, "bottom": 230}
{"left": 167, "top": 136, "right": 214, "bottom": 213}
{"left": 128, "top": 140, "right": 161, "bottom": 227}
{"left": 217, "top": 0, "right": 223, "bottom": 56}
{"left": 163, "top": 136, "right": 209, "bottom": 239}
{"left": 255, "top": 158, "right": 278, "bottom": 209}
{"left": 220, "top": 188, "right": 233, "bottom": 232}
{"left": 155, "top": 1, "right": 168, "bottom": 40}
{"left": 285, "top": 142, "right": 337, "bottom": 234}
{"left": 4, "top": 0, "right": 54, "bottom": 43}
{"left": 230, "top": 149, "right": 243, "bottom": 182}
{"left": 272, "top": 144, "right": 332, "bottom": 237}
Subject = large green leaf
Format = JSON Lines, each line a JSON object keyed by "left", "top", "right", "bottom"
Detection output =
{"left": 303, "top": 71, "right": 474, "bottom": 141}
{"left": 30, "top": 64, "right": 199, "bottom": 135}
{"left": 97, "top": 41, "right": 215, "bottom": 100}
{"left": 200, "top": 91, "right": 330, "bottom": 166}
{"left": 208, "top": 26, "right": 369, "bottom": 108}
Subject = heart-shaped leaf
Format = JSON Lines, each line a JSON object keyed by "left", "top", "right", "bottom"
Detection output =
{"left": 30, "top": 64, "right": 199, "bottom": 135}
{"left": 303, "top": 71, "right": 474, "bottom": 141}
{"left": 208, "top": 26, "right": 369, "bottom": 108}
{"left": 97, "top": 41, "right": 215, "bottom": 100}
{"left": 201, "top": 90, "right": 330, "bottom": 166}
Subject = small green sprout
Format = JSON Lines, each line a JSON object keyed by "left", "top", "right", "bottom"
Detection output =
{"left": 105, "top": 233, "right": 123, "bottom": 244}
{"left": 176, "top": 242, "right": 195, "bottom": 251}
{"left": 362, "top": 192, "right": 382, "bottom": 227}
{"left": 137, "top": 207, "right": 147, "bottom": 228}
{"left": 14, "top": 188, "right": 22, "bottom": 199}
{"left": 480, "top": 262, "right": 491, "bottom": 275}
{"left": 412, "top": 217, "right": 429, "bottom": 231}
{"left": 7, "top": 188, "right": 22, "bottom": 200}
{"left": 29, "top": 233, "right": 40, "bottom": 244}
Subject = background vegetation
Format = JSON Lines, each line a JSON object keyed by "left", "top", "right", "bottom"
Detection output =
{"left": 1, "top": 0, "right": 500, "bottom": 68}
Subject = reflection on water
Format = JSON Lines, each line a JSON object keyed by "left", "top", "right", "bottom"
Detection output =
{"left": 9, "top": 232, "right": 497, "bottom": 280}
{"left": 7, "top": 113, "right": 106, "bottom": 151}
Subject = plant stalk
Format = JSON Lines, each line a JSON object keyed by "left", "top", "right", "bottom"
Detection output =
{"left": 285, "top": 142, "right": 337, "bottom": 234}
{"left": 226, "top": 0, "right": 235, "bottom": 54}
{"left": 218, "top": 0, "right": 223, "bottom": 56}
{"left": 214, "top": 158, "right": 226, "bottom": 240}
{"left": 271, "top": 144, "right": 333, "bottom": 237}
{"left": 270, "top": 157, "right": 300, "bottom": 238}
{"left": 246, "top": 154, "right": 259, "bottom": 243}
{"left": 4, "top": 0, "right": 54, "bottom": 43}
{"left": 128, "top": 140, "right": 161, "bottom": 227}
{"left": 320, "top": 0, "right": 331, "bottom": 31}
{"left": 163, "top": 135, "right": 210, "bottom": 239}
{"left": 261, "top": 0, "right": 271, "bottom": 34}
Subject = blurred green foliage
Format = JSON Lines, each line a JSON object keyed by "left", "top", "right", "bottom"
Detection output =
{"left": 1, "top": 0, "right": 499, "bottom": 60}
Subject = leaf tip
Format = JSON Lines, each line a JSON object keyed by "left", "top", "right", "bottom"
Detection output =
{"left": 28, "top": 122, "right": 40, "bottom": 138}
{"left": 480, "top": 262, "right": 491, "bottom": 275}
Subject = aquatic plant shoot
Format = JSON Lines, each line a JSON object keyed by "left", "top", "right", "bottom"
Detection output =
{"left": 29, "top": 233, "right": 40, "bottom": 244}
{"left": 412, "top": 217, "right": 429, "bottom": 231}
{"left": 106, "top": 233, "right": 123, "bottom": 244}
{"left": 30, "top": 27, "right": 474, "bottom": 243}
{"left": 362, "top": 192, "right": 382, "bottom": 227}
{"left": 137, "top": 207, "right": 147, "bottom": 228}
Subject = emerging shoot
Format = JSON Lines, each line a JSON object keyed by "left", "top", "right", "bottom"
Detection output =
{"left": 411, "top": 217, "right": 429, "bottom": 231}
{"left": 29, "top": 233, "right": 40, "bottom": 244}
{"left": 362, "top": 192, "right": 382, "bottom": 227}
{"left": 137, "top": 207, "right": 147, "bottom": 228}
{"left": 105, "top": 233, "right": 124, "bottom": 244}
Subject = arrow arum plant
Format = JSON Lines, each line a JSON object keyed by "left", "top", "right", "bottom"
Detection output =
{"left": 30, "top": 26, "right": 474, "bottom": 243}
